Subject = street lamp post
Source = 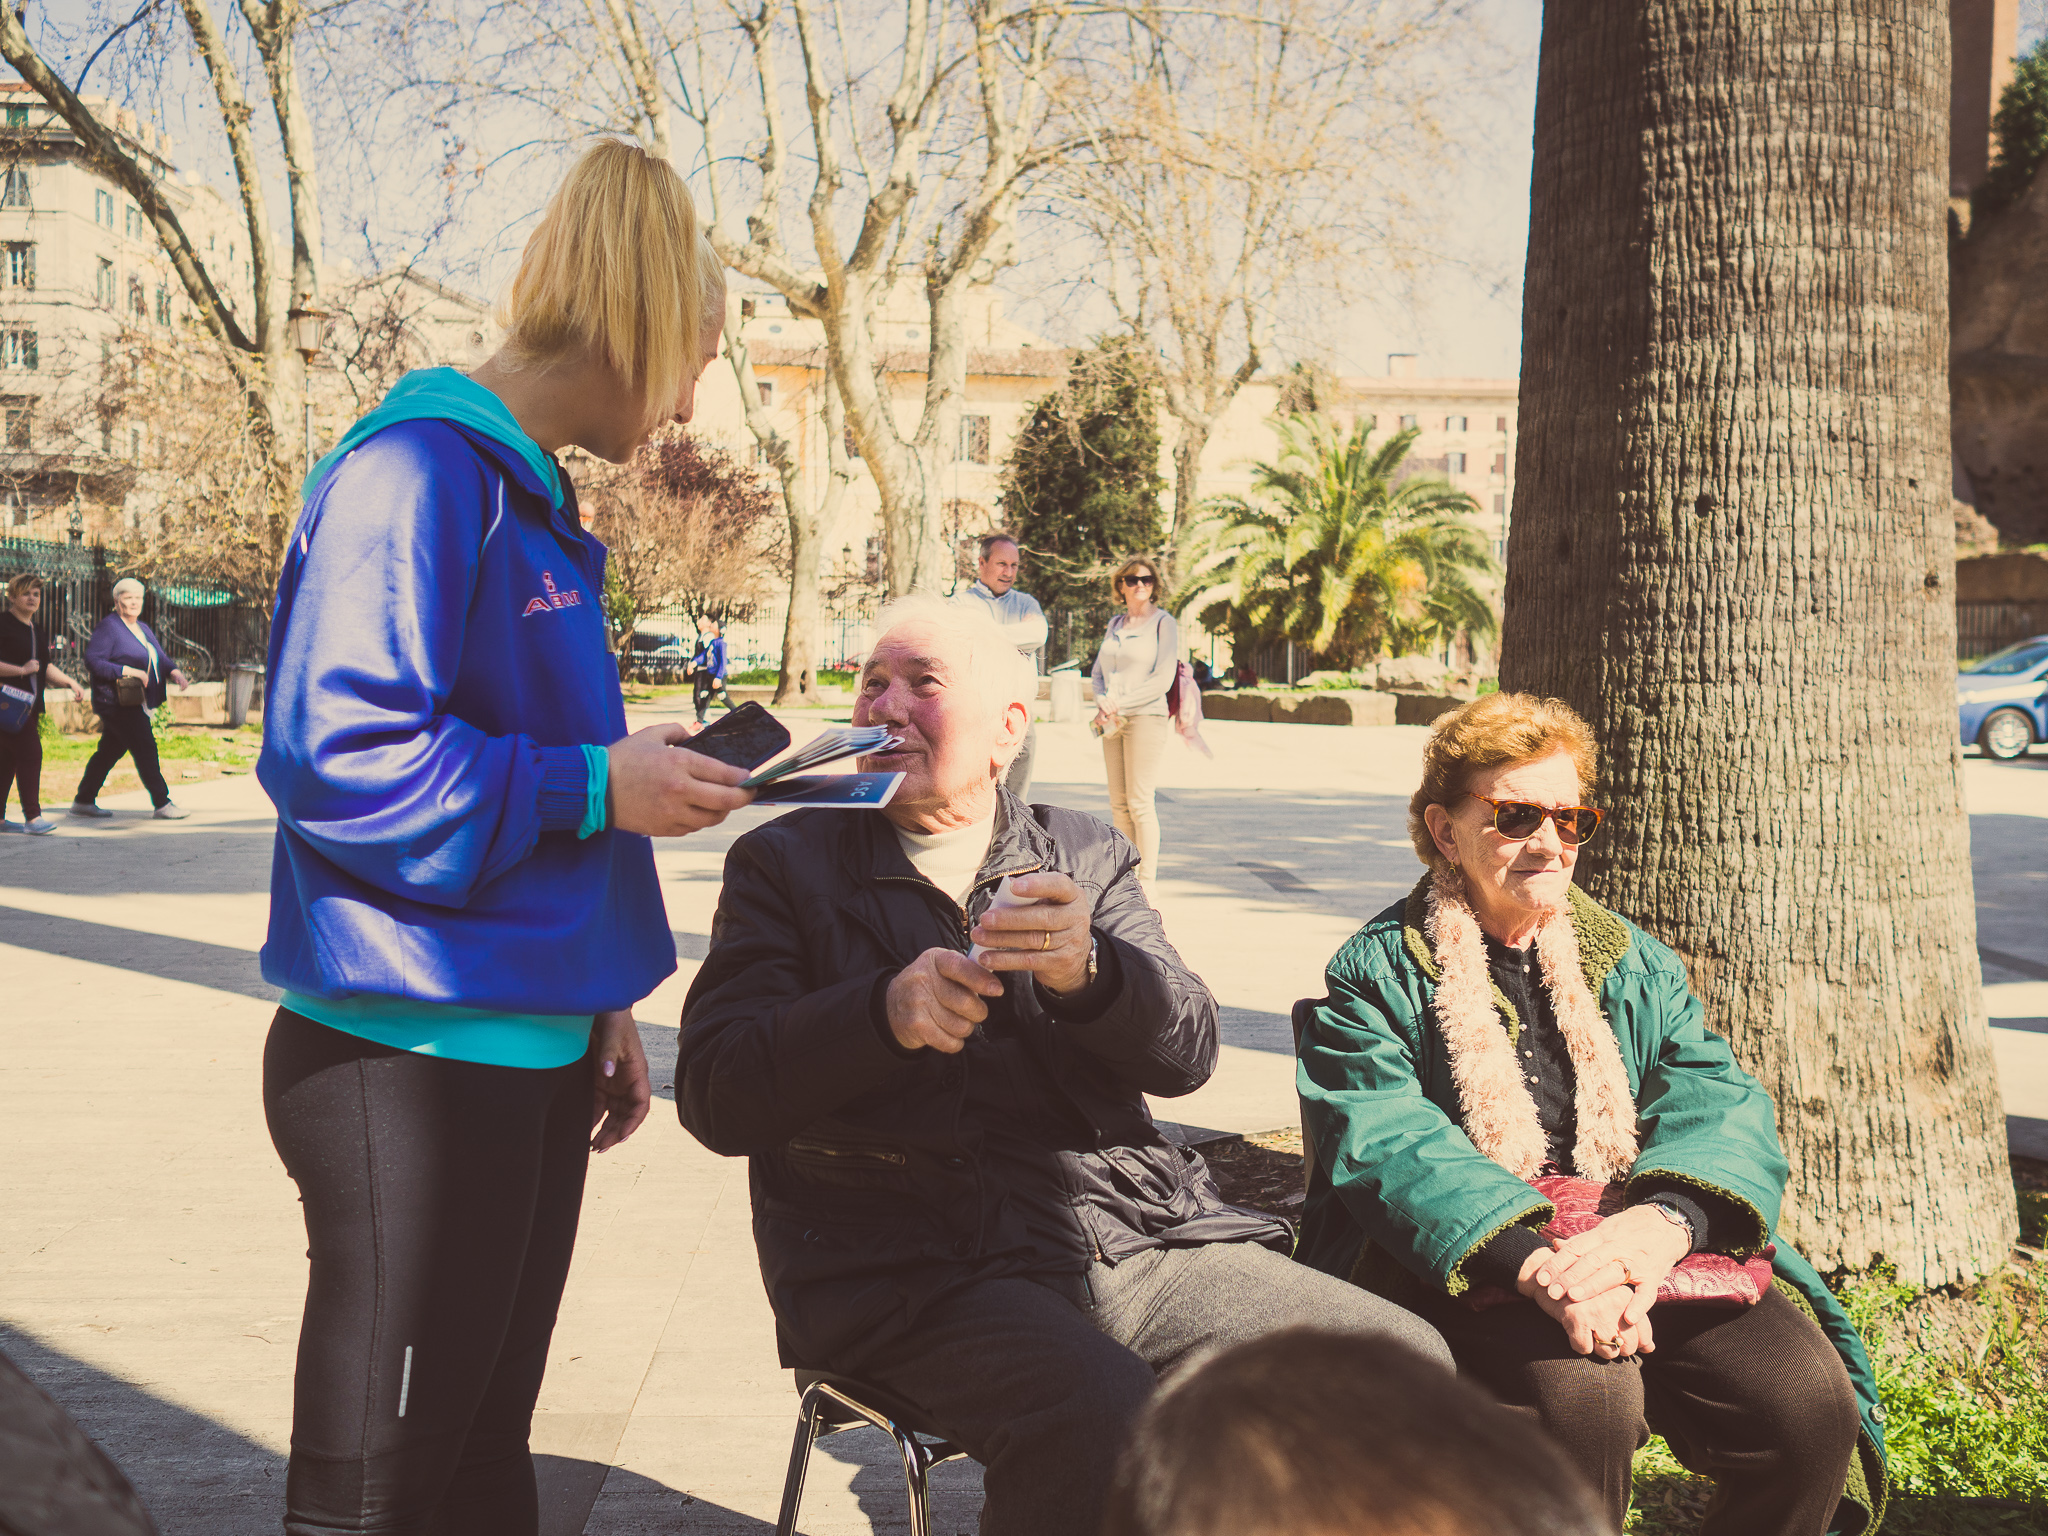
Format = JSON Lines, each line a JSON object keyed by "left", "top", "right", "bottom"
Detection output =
{"left": 286, "top": 300, "right": 328, "bottom": 471}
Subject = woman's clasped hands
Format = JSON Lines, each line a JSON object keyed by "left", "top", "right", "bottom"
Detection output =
{"left": 1514, "top": 1204, "right": 1693, "bottom": 1360}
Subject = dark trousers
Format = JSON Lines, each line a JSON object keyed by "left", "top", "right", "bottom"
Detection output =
{"left": 692, "top": 672, "right": 732, "bottom": 721}
{"left": 75, "top": 705, "right": 169, "bottom": 808}
{"left": 845, "top": 1241, "right": 1452, "bottom": 1536}
{"left": 0, "top": 718, "right": 42, "bottom": 819}
{"left": 1421, "top": 1286, "right": 1860, "bottom": 1536}
{"left": 262, "top": 1010, "right": 591, "bottom": 1536}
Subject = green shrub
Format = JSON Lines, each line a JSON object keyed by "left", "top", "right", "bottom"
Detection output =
{"left": 1843, "top": 1265, "right": 2048, "bottom": 1505}
{"left": 1975, "top": 39, "right": 2048, "bottom": 226}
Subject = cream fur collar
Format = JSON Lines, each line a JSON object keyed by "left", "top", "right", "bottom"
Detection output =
{"left": 1422, "top": 871, "right": 1638, "bottom": 1183}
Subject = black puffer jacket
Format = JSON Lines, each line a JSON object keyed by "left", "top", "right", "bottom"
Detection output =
{"left": 677, "top": 790, "right": 1288, "bottom": 1369}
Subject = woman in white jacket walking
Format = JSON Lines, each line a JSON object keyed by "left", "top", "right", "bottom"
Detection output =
{"left": 1092, "top": 555, "right": 1178, "bottom": 881}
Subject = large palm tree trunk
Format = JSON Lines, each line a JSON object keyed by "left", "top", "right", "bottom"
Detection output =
{"left": 1502, "top": 2, "right": 2011, "bottom": 1287}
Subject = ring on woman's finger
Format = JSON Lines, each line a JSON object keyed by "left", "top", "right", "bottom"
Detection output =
{"left": 1040, "top": 930, "right": 1051, "bottom": 951}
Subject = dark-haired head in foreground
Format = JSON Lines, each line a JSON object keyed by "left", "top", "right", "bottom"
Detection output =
{"left": 1103, "top": 1328, "right": 1607, "bottom": 1536}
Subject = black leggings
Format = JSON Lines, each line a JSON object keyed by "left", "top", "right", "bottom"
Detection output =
{"left": 75, "top": 704, "right": 169, "bottom": 808}
{"left": 262, "top": 1009, "right": 592, "bottom": 1536}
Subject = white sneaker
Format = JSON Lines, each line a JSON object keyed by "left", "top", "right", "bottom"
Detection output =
{"left": 0, "top": 818, "right": 21, "bottom": 833}
{"left": 153, "top": 802, "right": 190, "bottom": 820}
{"left": 23, "top": 815, "right": 55, "bottom": 835}
{"left": 69, "top": 802, "right": 113, "bottom": 819}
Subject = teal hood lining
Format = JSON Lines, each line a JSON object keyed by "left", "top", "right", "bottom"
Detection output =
{"left": 303, "top": 367, "right": 564, "bottom": 510}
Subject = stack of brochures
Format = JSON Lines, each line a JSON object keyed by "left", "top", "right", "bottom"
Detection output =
{"left": 740, "top": 724, "right": 901, "bottom": 788}
{"left": 744, "top": 724, "right": 906, "bottom": 807}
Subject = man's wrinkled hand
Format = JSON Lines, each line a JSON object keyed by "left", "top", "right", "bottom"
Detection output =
{"left": 887, "top": 948, "right": 1003, "bottom": 1053}
{"left": 608, "top": 722, "right": 754, "bottom": 836}
{"left": 967, "top": 872, "right": 1094, "bottom": 995}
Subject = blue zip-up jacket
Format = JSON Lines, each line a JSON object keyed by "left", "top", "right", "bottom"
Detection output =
{"left": 257, "top": 413, "right": 674, "bottom": 1014}
{"left": 692, "top": 634, "right": 727, "bottom": 681}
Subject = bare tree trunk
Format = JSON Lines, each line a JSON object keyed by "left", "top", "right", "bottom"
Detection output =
{"left": 1503, "top": 1, "right": 2011, "bottom": 1287}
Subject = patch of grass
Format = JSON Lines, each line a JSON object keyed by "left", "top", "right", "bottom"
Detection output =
{"left": 728, "top": 667, "right": 858, "bottom": 688}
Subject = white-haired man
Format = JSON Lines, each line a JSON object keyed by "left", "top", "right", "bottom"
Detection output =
{"left": 677, "top": 596, "right": 1448, "bottom": 1536}
{"left": 953, "top": 532, "right": 1046, "bottom": 800}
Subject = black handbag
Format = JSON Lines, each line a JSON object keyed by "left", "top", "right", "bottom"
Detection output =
{"left": 115, "top": 673, "right": 146, "bottom": 708}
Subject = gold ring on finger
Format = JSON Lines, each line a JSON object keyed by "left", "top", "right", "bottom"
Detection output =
{"left": 1041, "top": 930, "right": 1051, "bottom": 951}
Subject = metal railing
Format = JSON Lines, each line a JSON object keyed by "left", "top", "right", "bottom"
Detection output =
{"left": 0, "top": 535, "right": 268, "bottom": 682}
{"left": 1958, "top": 601, "right": 2044, "bottom": 662}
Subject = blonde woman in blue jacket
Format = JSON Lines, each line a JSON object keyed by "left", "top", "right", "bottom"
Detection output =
{"left": 258, "top": 142, "right": 750, "bottom": 1536}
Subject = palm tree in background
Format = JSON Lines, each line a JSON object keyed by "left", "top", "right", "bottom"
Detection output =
{"left": 1178, "top": 413, "right": 1498, "bottom": 666}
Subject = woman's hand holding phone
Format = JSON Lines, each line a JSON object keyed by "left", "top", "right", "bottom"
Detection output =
{"left": 608, "top": 721, "right": 755, "bottom": 835}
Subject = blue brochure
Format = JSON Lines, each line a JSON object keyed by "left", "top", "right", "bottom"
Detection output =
{"left": 750, "top": 772, "right": 905, "bottom": 807}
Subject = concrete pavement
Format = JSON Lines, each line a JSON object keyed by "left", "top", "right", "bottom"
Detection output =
{"left": 1, "top": 717, "right": 2043, "bottom": 1534}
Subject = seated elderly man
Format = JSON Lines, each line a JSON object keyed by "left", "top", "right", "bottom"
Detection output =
{"left": 677, "top": 595, "right": 1447, "bottom": 1535}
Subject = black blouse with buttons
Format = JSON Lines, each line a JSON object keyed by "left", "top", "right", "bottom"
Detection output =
{"left": 1462, "top": 933, "right": 1744, "bottom": 1290}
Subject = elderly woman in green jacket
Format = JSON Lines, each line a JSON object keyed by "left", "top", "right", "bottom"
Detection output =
{"left": 1295, "top": 693, "right": 1885, "bottom": 1536}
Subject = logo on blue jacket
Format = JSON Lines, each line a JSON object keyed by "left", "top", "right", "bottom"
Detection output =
{"left": 523, "top": 570, "right": 584, "bottom": 617}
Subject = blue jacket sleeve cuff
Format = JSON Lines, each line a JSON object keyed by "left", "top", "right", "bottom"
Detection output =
{"left": 535, "top": 744, "right": 590, "bottom": 832}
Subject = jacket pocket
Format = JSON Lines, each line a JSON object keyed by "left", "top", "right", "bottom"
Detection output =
{"left": 782, "top": 1135, "right": 916, "bottom": 1194}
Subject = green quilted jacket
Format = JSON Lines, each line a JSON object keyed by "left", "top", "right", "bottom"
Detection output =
{"left": 1295, "top": 877, "right": 1888, "bottom": 1536}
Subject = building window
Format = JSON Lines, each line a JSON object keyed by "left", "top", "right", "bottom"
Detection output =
{"left": 843, "top": 425, "right": 862, "bottom": 460}
{"left": 125, "top": 205, "right": 143, "bottom": 237}
{"left": 1496, "top": 415, "right": 1508, "bottom": 432}
{"left": 2, "top": 396, "right": 29, "bottom": 448}
{"left": 1493, "top": 493, "right": 1507, "bottom": 520}
{"left": 5, "top": 495, "right": 22, "bottom": 526}
{"left": 96, "top": 258, "right": 115, "bottom": 307}
{"left": 3, "top": 242, "right": 31, "bottom": 289}
{"left": 1492, "top": 452, "right": 1508, "bottom": 475}
{"left": 4, "top": 106, "right": 25, "bottom": 128}
{"left": 101, "top": 419, "right": 112, "bottom": 454}
{"left": 1398, "top": 413, "right": 1417, "bottom": 430}
{"left": 959, "top": 413, "right": 990, "bottom": 465}
{"left": 1446, "top": 415, "right": 1467, "bottom": 432}
{"left": 95, "top": 188, "right": 116, "bottom": 226}
{"left": 127, "top": 273, "right": 146, "bottom": 319}
{"left": 1446, "top": 452, "right": 1466, "bottom": 474}
{"left": 130, "top": 427, "right": 142, "bottom": 462}
{"left": 155, "top": 283, "right": 170, "bottom": 325}
{"left": 1, "top": 165, "right": 29, "bottom": 206}
{"left": 0, "top": 328, "right": 36, "bottom": 369}
{"left": 757, "top": 380, "right": 773, "bottom": 405}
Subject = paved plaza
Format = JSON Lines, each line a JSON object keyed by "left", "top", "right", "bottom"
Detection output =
{"left": 2, "top": 711, "right": 2044, "bottom": 1534}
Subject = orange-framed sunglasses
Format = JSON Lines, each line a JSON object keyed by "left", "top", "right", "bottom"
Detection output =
{"left": 1470, "top": 794, "right": 1604, "bottom": 846}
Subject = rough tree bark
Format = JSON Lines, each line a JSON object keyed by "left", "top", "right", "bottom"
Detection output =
{"left": 1502, "top": 2, "right": 2012, "bottom": 1287}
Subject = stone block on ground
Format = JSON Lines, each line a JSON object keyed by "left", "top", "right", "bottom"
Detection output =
{"left": 1373, "top": 655, "right": 1450, "bottom": 693}
{"left": 1395, "top": 693, "right": 1465, "bottom": 726}
{"left": 168, "top": 684, "right": 229, "bottom": 726}
{"left": 1200, "top": 691, "right": 1275, "bottom": 722}
{"left": 1271, "top": 690, "right": 1397, "bottom": 727}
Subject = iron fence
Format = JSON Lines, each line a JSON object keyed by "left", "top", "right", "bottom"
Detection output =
{"left": 1958, "top": 601, "right": 2044, "bottom": 662}
{"left": 0, "top": 535, "right": 268, "bottom": 682}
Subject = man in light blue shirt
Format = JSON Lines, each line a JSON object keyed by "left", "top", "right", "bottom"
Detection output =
{"left": 954, "top": 532, "right": 1047, "bottom": 799}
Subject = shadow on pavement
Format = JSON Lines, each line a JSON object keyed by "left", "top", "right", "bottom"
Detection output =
{"left": 0, "top": 1324, "right": 282, "bottom": 1536}
{"left": 0, "top": 908, "right": 276, "bottom": 1002}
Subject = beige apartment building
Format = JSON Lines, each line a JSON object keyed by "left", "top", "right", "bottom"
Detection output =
{"left": 690, "top": 295, "right": 1517, "bottom": 666}
{"left": 0, "top": 81, "right": 251, "bottom": 541}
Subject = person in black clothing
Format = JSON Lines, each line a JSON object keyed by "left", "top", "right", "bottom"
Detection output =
{"left": 73, "top": 578, "right": 192, "bottom": 821}
{"left": 0, "top": 574, "right": 88, "bottom": 835}
{"left": 676, "top": 595, "right": 1447, "bottom": 1536}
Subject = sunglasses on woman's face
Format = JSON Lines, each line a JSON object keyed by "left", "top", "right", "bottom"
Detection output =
{"left": 1469, "top": 794, "right": 1604, "bottom": 846}
{"left": 1120, "top": 573, "right": 1156, "bottom": 587}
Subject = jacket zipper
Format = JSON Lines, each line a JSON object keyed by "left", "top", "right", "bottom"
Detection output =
{"left": 787, "top": 1137, "right": 907, "bottom": 1168}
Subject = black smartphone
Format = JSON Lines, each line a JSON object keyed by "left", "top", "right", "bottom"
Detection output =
{"left": 682, "top": 701, "right": 791, "bottom": 771}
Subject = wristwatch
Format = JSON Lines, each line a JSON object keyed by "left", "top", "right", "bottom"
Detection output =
{"left": 1647, "top": 1198, "right": 1695, "bottom": 1246}
{"left": 1083, "top": 935, "right": 1099, "bottom": 988}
